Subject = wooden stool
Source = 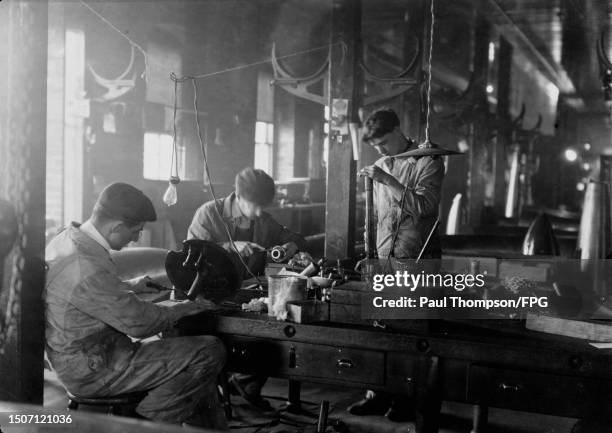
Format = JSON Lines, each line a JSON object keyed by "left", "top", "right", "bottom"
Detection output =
{"left": 66, "top": 390, "right": 148, "bottom": 417}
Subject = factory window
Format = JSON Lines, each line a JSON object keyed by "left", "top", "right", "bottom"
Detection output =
{"left": 143, "top": 132, "right": 186, "bottom": 180}
{"left": 254, "top": 121, "right": 274, "bottom": 173}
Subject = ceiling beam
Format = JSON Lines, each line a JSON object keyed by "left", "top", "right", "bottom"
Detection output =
{"left": 487, "top": 0, "right": 575, "bottom": 94}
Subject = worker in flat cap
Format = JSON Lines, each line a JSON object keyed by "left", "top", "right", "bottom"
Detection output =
{"left": 188, "top": 168, "right": 308, "bottom": 412}
{"left": 350, "top": 108, "right": 445, "bottom": 422}
{"left": 188, "top": 167, "right": 308, "bottom": 269}
{"left": 45, "top": 182, "right": 228, "bottom": 429}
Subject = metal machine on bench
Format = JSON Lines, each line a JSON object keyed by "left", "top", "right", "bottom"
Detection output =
{"left": 165, "top": 239, "right": 243, "bottom": 302}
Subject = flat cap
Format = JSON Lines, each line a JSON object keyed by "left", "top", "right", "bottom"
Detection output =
{"left": 95, "top": 182, "right": 157, "bottom": 224}
{"left": 235, "top": 168, "right": 275, "bottom": 206}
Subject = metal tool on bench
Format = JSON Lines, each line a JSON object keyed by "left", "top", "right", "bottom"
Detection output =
{"left": 269, "top": 245, "right": 288, "bottom": 262}
{"left": 165, "top": 239, "right": 243, "bottom": 303}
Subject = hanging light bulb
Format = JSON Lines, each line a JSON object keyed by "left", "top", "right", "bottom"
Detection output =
{"left": 163, "top": 176, "right": 181, "bottom": 206}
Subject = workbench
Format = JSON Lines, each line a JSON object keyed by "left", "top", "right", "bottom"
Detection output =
{"left": 177, "top": 309, "right": 612, "bottom": 433}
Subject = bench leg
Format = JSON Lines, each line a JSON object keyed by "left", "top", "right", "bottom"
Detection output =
{"left": 218, "top": 373, "right": 233, "bottom": 420}
{"left": 471, "top": 404, "right": 488, "bottom": 433}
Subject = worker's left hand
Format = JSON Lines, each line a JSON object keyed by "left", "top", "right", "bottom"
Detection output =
{"left": 359, "top": 165, "right": 392, "bottom": 185}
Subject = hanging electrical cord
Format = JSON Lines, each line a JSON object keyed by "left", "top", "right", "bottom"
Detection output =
{"left": 170, "top": 41, "right": 344, "bottom": 83}
{"left": 384, "top": 0, "right": 436, "bottom": 269}
{"left": 79, "top": 1, "right": 149, "bottom": 81}
{"left": 163, "top": 79, "right": 181, "bottom": 206}
{"left": 189, "top": 77, "right": 263, "bottom": 285}
{"left": 167, "top": 41, "right": 345, "bottom": 284}
{"left": 80, "top": 0, "right": 342, "bottom": 86}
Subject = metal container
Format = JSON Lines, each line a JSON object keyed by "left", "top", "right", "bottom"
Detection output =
{"left": 267, "top": 275, "right": 308, "bottom": 317}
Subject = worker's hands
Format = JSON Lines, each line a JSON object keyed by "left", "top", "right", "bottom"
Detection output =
{"left": 126, "top": 275, "right": 162, "bottom": 294}
{"left": 222, "top": 241, "right": 265, "bottom": 258}
{"left": 282, "top": 241, "right": 299, "bottom": 258}
{"left": 193, "top": 296, "right": 220, "bottom": 311}
{"left": 359, "top": 165, "right": 392, "bottom": 185}
{"left": 171, "top": 299, "right": 217, "bottom": 318}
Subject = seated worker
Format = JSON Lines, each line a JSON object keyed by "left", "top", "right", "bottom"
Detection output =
{"left": 188, "top": 167, "right": 308, "bottom": 411}
{"left": 350, "top": 108, "right": 445, "bottom": 422}
{"left": 45, "top": 182, "right": 228, "bottom": 430}
{"left": 188, "top": 167, "right": 308, "bottom": 273}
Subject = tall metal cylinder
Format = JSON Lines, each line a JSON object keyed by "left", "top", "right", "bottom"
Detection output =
{"left": 504, "top": 145, "right": 520, "bottom": 218}
{"left": 522, "top": 213, "right": 559, "bottom": 256}
{"left": 364, "top": 177, "right": 375, "bottom": 258}
{"left": 446, "top": 193, "right": 463, "bottom": 235}
{"left": 577, "top": 180, "right": 611, "bottom": 259}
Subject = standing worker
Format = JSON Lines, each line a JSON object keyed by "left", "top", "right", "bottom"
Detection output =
{"left": 350, "top": 108, "right": 445, "bottom": 421}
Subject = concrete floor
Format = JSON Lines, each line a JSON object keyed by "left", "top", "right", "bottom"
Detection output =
{"left": 44, "top": 370, "right": 577, "bottom": 432}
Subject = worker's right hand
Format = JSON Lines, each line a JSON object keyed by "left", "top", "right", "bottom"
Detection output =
{"left": 172, "top": 299, "right": 212, "bottom": 318}
{"left": 222, "top": 241, "right": 265, "bottom": 258}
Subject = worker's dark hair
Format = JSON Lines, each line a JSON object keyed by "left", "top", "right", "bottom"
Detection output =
{"left": 362, "top": 108, "right": 401, "bottom": 143}
{"left": 235, "top": 167, "right": 275, "bottom": 206}
{"left": 92, "top": 182, "right": 156, "bottom": 227}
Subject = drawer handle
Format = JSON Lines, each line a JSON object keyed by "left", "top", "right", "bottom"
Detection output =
{"left": 231, "top": 346, "right": 247, "bottom": 357}
{"left": 336, "top": 359, "right": 354, "bottom": 369}
{"left": 289, "top": 346, "right": 297, "bottom": 368}
{"left": 499, "top": 382, "right": 521, "bottom": 392}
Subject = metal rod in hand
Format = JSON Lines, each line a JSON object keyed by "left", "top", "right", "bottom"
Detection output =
{"left": 364, "top": 177, "right": 375, "bottom": 258}
{"left": 316, "top": 400, "right": 330, "bottom": 433}
{"left": 416, "top": 218, "right": 440, "bottom": 263}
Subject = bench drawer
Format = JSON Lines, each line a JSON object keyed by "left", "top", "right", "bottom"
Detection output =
{"left": 223, "top": 336, "right": 385, "bottom": 386}
{"left": 467, "top": 365, "right": 604, "bottom": 417}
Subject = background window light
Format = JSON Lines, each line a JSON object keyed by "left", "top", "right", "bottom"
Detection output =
{"left": 254, "top": 121, "right": 273, "bottom": 173}
{"left": 143, "top": 132, "right": 186, "bottom": 180}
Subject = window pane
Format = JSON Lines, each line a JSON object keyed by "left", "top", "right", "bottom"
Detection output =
{"left": 255, "top": 121, "right": 267, "bottom": 144}
{"left": 254, "top": 141, "right": 271, "bottom": 173}
{"left": 143, "top": 132, "right": 184, "bottom": 180}
{"left": 266, "top": 123, "right": 274, "bottom": 143}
